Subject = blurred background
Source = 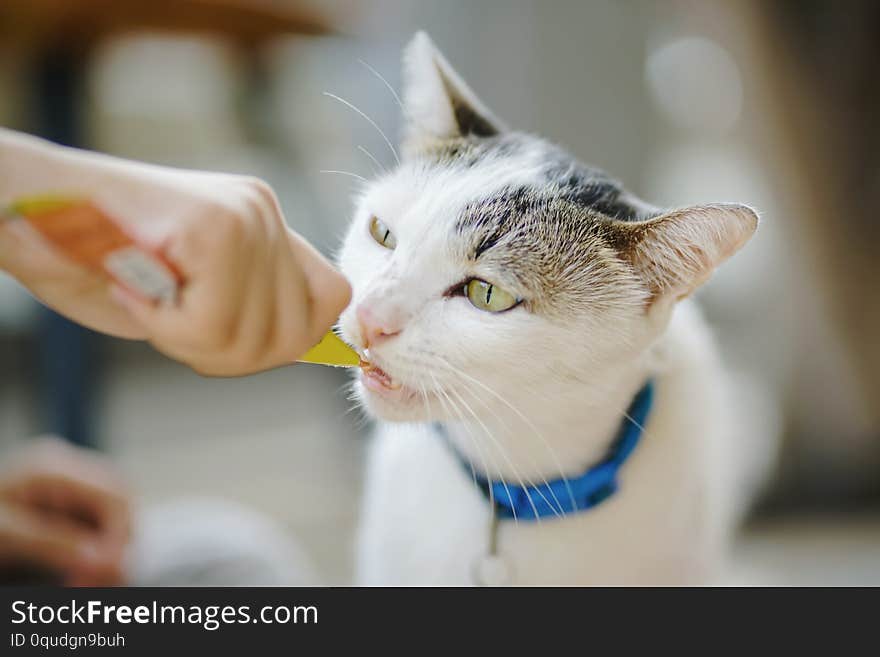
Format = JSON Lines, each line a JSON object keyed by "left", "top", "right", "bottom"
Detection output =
{"left": 0, "top": 0, "right": 878, "bottom": 585}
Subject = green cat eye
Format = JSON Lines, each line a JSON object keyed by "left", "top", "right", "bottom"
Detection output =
{"left": 369, "top": 216, "right": 397, "bottom": 249}
{"left": 465, "top": 279, "right": 519, "bottom": 313}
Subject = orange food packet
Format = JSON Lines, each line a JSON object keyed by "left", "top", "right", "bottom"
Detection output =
{"left": 4, "top": 195, "right": 182, "bottom": 303}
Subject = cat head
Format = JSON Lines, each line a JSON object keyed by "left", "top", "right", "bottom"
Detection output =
{"left": 337, "top": 32, "right": 756, "bottom": 422}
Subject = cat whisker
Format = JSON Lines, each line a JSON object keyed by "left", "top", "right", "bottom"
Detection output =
{"left": 319, "top": 169, "right": 368, "bottom": 183}
{"left": 445, "top": 384, "right": 542, "bottom": 523}
{"left": 445, "top": 372, "right": 564, "bottom": 518}
{"left": 433, "top": 359, "right": 578, "bottom": 515}
{"left": 459, "top": 366, "right": 660, "bottom": 490}
{"left": 357, "top": 58, "right": 405, "bottom": 112}
{"left": 420, "top": 381, "right": 478, "bottom": 492}
{"left": 430, "top": 372, "right": 505, "bottom": 521}
{"left": 430, "top": 375, "right": 485, "bottom": 478}
{"left": 340, "top": 379, "right": 374, "bottom": 430}
{"left": 357, "top": 145, "right": 386, "bottom": 176}
{"left": 544, "top": 374, "right": 656, "bottom": 443}
{"left": 323, "top": 91, "right": 400, "bottom": 165}
{"left": 435, "top": 363, "right": 564, "bottom": 516}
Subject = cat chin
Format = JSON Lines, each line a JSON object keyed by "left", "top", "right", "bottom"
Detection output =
{"left": 356, "top": 381, "right": 440, "bottom": 423}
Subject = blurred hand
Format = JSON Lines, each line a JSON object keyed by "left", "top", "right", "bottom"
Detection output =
{"left": 0, "top": 437, "right": 131, "bottom": 586}
{"left": 0, "top": 129, "right": 352, "bottom": 376}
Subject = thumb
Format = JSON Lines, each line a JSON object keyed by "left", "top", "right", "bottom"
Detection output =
{"left": 287, "top": 231, "right": 352, "bottom": 339}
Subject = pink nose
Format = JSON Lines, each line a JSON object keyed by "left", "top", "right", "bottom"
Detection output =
{"left": 356, "top": 303, "right": 403, "bottom": 347}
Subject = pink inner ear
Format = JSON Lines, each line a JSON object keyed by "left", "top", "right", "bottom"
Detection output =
{"left": 612, "top": 203, "right": 757, "bottom": 306}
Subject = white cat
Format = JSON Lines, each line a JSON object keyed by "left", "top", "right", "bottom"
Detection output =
{"left": 337, "top": 32, "right": 771, "bottom": 585}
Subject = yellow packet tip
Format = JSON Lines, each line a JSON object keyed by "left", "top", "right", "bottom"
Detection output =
{"left": 9, "top": 194, "right": 86, "bottom": 217}
{"left": 297, "top": 330, "right": 360, "bottom": 368}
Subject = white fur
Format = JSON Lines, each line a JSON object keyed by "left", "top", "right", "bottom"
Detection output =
{"left": 354, "top": 304, "right": 739, "bottom": 585}
{"left": 401, "top": 32, "right": 506, "bottom": 153}
{"left": 336, "top": 33, "right": 771, "bottom": 585}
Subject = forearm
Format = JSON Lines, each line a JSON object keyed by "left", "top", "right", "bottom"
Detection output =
{"left": 1, "top": 128, "right": 90, "bottom": 202}
{"left": 0, "top": 128, "right": 191, "bottom": 278}
{"left": 0, "top": 127, "right": 139, "bottom": 205}
{"left": 0, "top": 129, "right": 95, "bottom": 275}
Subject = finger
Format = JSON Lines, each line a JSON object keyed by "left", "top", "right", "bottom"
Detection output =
{"left": 121, "top": 215, "right": 251, "bottom": 353}
{"left": 65, "top": 561, "right": 127, "bottom": 588}
{"left": 109, "top": 280, "right": 204, "bottom": 359}
{"left": 54, "top": 282, "right": 151, "bottom": 340}
{"left": 0, "top": 505, "right": 102, "bottom": 575}
{"left": 41, "top": 473, "right": 131, "bottom": 542}
{"left": 12, "top": 442, "right": 132, "bottom": 541}
{"left": 63, "top": 539, "right": 127, "bottom": 587}
{"left": 109, "top": 283, "right": 163, "bottom": 328}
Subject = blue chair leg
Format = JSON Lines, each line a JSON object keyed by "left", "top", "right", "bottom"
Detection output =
{"left": 36, "top": 309, "right": 97, "bottom": 448}
{"left": 30, "top": 46, "right": 102, "bottom": 448}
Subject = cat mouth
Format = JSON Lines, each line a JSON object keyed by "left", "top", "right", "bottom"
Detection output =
{"left": 359, "top": 358, "right": 403, "bottom": 393}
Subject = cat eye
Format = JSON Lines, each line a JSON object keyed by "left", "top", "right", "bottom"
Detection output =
{"left": 369, "top": 216, "right": 397, "bottom": 249}
{"left": 464, "top": 279, "right": 520, "bottom": 313}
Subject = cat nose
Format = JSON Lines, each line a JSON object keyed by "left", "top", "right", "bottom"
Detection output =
{"left": 356, "top": 303, "right": 403, "bottom": 347}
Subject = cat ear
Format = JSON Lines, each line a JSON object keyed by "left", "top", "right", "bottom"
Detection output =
{"left": 611, "top": 203, "right": 758, "bottom": 304}
{"left": 401, "top": 31, "right": 506, "bottom": 153}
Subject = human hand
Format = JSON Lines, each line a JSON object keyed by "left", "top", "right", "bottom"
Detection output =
{"left": 0, "top": 437, "right": 131, "bottom": 586}
{"left": 0, "top": 130, "right": 351, "bottom": 376}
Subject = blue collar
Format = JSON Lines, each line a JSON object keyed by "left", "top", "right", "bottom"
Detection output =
{"left": 435, "top": 380, "right": 654, "bottom": 522}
